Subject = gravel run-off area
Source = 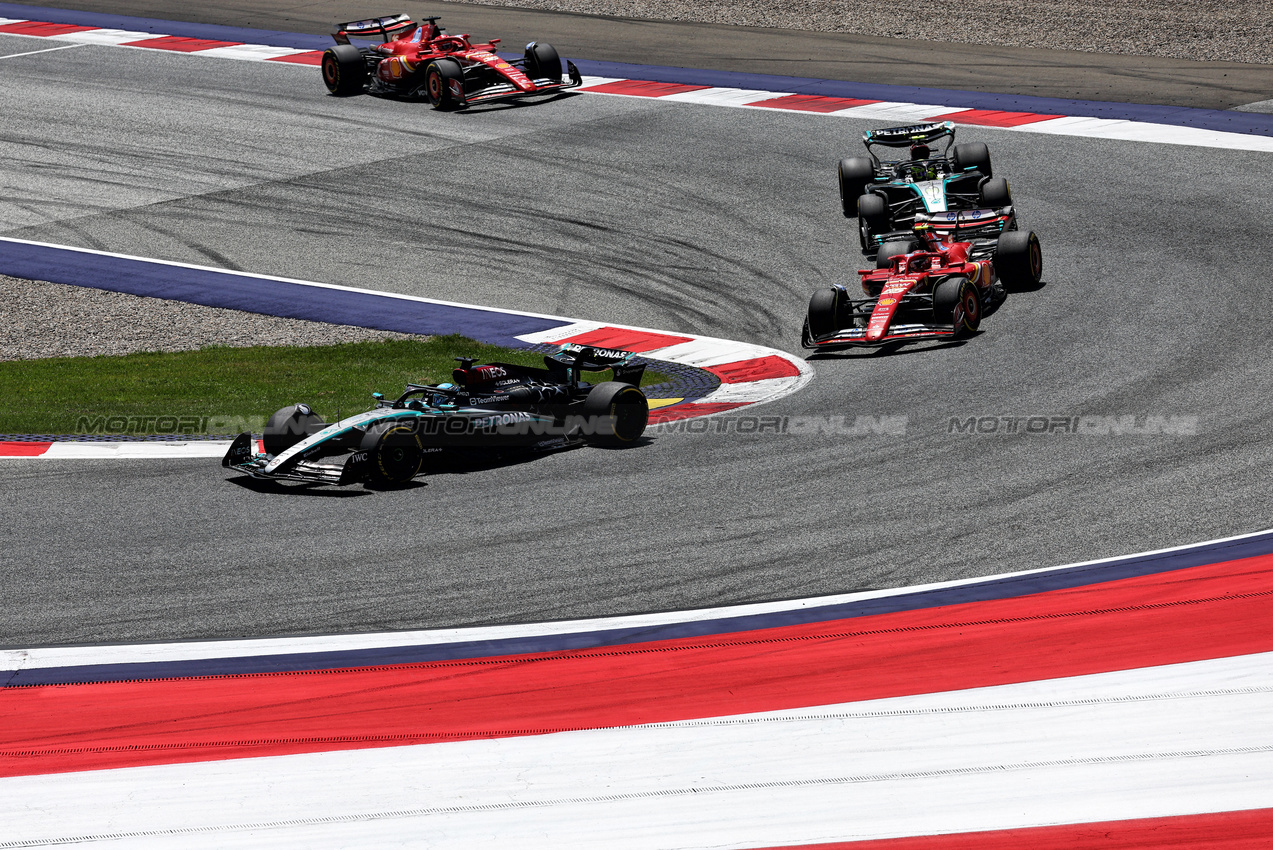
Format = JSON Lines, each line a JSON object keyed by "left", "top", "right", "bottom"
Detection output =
{"left": 0, "top": 276, "right": 418, "bottom": 361}
{"left": 466, "top": 0, "right": 1273, "bottom": 65}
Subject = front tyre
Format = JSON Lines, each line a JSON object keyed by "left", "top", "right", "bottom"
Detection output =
{"left": 424, "top": 59, "right": 464, "bottom": 110}
{"left": 360, "top": 421, "right": 424, "bottom": 486}
{"left": 995, "top": 230, "right": 1043, "bottom": 290}
{"left": 932, "top": 276, "right": 981, "bottom": 338}
{"left": 322, "top": 44, "right": 368, "bottom": 96}
{"left": 263, "top": 404, "right": 325, "bottom": 456}
{"left": 838, "top": 157, "right": 875, "bottom": 217}
{"left": 876, "top": 238, "right": 919, "bottom": 270}
{"left": 524, "top": 41, "right": 562, "bottom": 81}
{"left": 857, "top": 193, "right": 889, "bottom": 251}
{"left": 953, "top": 142, "right": 992, "bottom": 178}
{"left": 582, "top": 382, "right": 648, "bottom": 446}
{"left": 806, "top": 287, "right": 844, "bottom": 341}
{"left": 979, "top": 177, "right": 1012, "bottom": 208}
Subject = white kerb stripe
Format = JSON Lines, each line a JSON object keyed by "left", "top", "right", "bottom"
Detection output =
{"left": 41, "top": 28, "right": 166, "bottom": 45}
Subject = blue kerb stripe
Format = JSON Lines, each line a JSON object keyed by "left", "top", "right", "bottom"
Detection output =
{"left": 9, "top": 529, "right": 1273, "bottom": 686}
{"left": 0, "top": 240, "right": 564, "bottom": 347}
{"left": 3, "top": 3, "right": 1271, "bottom": 137}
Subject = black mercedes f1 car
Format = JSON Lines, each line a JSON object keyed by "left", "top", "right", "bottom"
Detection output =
{"left": 222, "top": 345, "right": 649, "bottom": 487}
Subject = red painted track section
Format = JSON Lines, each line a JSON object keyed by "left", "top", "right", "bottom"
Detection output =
{"left": 708, "top": 354, "right": 803, "bottom": 383}
{"left": 0, "top": 20, "right": 93, "bottom": 35}
{"left": 554, "top": 326, "right": 694, "bottom": 352}
{"left": 121, "top": 35, "right": 241, "bottom": 52}
{"left": 927, "top": 109, "right": 1062, "bottom": 127}
{"left": 0, "top": 441, "right": 51, "bottom": 456}
{"left": 752, "top": 94, "right": 881, "bottom": 113}
{"left": 757, "top": 807, "right": 1273, "bottom": 849}
{"left": 583, "top": 79, "right": 711, "bottom": 97}
{"left": 4, "top": 553, "right": 1271, "bottom": 778}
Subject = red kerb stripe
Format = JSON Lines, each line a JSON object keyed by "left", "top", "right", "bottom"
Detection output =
{"left": 0, "top": 441, "right": 52, "bottom": 457}
{"left": 553, "top": 327, "right": 693, "bottom": 353}
{"left": 647, "top": 402, "right": 747, "bottom": 423}
{"left": 753, "top": 806, "right": 1273, "bottom": 849}
{"left": 581, "top": 80, "right": 711, "bottom": 97}
{"left": 0, "top": 21, "right": 96, "bottom": 36}
{"left": 933, "top": 109, "right": 1062, "bottom": 127}
{"left": 121, "top": 36, "right": 241, "bottom": 52}
{"left": 753, "top": 94, "right": 881, "bottom": 113}
{"left": 707, "top": 355, "right": 801, "bottom": 383}
{"left": 267, "top": 51, "right": 325, "bottom": 66}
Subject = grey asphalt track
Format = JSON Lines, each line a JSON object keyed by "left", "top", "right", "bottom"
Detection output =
{"left": 1, "top": 21, "right": 1271, "bottom": 647}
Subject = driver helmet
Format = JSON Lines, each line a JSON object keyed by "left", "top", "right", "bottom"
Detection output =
{"left": 912, "top": 220, "right": 939, "bottom": 246}
{"left": 910, "top": 142, "right": 931, "bottom": 161}
{"left": 429, "top": 382, "right": 456, "bottom": 407}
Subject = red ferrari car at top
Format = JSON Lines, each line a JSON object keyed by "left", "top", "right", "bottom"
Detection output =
{"left": 321, "top": 14, "right": 583, "bottom": 109}
{"left": 802, "top": 210, "right": 1043, "bottom": 350}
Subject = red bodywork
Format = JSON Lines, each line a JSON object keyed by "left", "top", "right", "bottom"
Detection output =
{"left": 809, "top": 228, "right": 999, "bottom": 348}
{"left": 331, "top": 15, "right": 578, "bottom": 106}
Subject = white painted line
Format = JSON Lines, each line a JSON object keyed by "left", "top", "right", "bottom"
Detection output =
{"left": 41, "top": 28, "right": 163, "bottom": 46}
{"left": 643, "top": 338, "right": 781, "bottom": 369}
{"left": 514, "top": 320, "right": 608, "bottom": 344}
{"left": 697, "top": 375, "right": 805, "bottom": 403}
{"left": 660, "top": 86, "right": 794, "bottom": 107}
{"left": 0, "top": 41, "right": 84, "bottom": 59}
{"left": 4, "top": 653, "right": 1271, "bottom": 848}
{"left": 194, "top": 44, "right": 313, "bottom": 61}
{"left": 832, "top": 102, "right": 972, "bottom": 121}
{"left": 40, "top": 441, "right": 232, "bottom": 459}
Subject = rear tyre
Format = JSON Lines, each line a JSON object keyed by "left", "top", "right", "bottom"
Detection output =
{"left": 838, "top": 157, "right": 875, "bottom": 217}
{"left": 979, "top": 177, "right": 1012, "bottom": 208}
{"left": 932, "top": 276, "right": 982, "bottom": 338}
{"left": 582, "top": 382, "right": 648, "bottom": 446}
{"left": 876, "top": 239, "right": 919, "bottom": 269}
{"left": 524, "top": 41, "right": 562, "bottom": 81}
{"left": 360, "top": 421, "right": 424, "bottom": 486}
{"left": 857, "top": 193, "right": 889, "bottom": 251}
{"left": 263, "top": 404, "right": 325, "bottom": 456}
{"left": 424, "top": 58, "right": 464, "bottom": 110}
{"left": 995, "top": 230, "right": 1043, "bottom": 290}
{"left": 321, "top": 44, "right": 368, "bottom": 96}
{"left": 953, "top": 142, "right": 992, "bottom": 178}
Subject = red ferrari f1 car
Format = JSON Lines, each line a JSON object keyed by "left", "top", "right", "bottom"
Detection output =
{"left": 802, "top": 210, "right": 1043, "bottom": 349}
{"left": 321, "top": 14, "right": 583, "bottom": 109}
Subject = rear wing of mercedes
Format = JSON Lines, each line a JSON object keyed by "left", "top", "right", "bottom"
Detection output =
{"left": 546, "top": 344, "right": 646, "bottom": 387}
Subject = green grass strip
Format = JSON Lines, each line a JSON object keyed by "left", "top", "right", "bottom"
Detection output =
{"left": 0, "top": 335, "right": 670, "bottom": 436}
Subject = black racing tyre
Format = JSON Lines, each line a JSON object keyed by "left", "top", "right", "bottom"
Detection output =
{"left": 360, "top": 421, "right": 424, "bottom": 486}
{"left": 876, "top": 238, "right": 919, "bottom": 269}
{"left": 263, "top": 404, "right": 325, "bottom": 456}
{"left": 524, "top": 41, "right": 562, "bottom": 81}
{"left": 932, "top": 276, "right": 982, "bottom": 338}
{"left": 979, "top": 177, "right": 1012, "bottom": 208}
{"left": 838, "top": 157, "right": 875, "bottom": 217}
{"left": 953, "top": 142, "right": 992, "bottom": 178}
{"left": 581, "top": 381, "right": 648, "bottom": 446}
{"left": 424, "top": 58, "right": 464, "bottom": 110}
{"left": 321, "top": 44, "right": 367, "bottom": 96}
{"left": 806, "top": 287, "right": 843, "bottom": 341}
{"left": 995, "top": 230, "right": 1043, "bottom": 290}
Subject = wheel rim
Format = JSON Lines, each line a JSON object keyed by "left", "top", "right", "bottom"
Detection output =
{"left": 428, "top": 70, "right": 442, "bottom": 101}
{"left": 323, "top": 57, "right": 337, "bottom": 87}
{"left": 1029, "top": 237, "right": 1043, "bottom": 279}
